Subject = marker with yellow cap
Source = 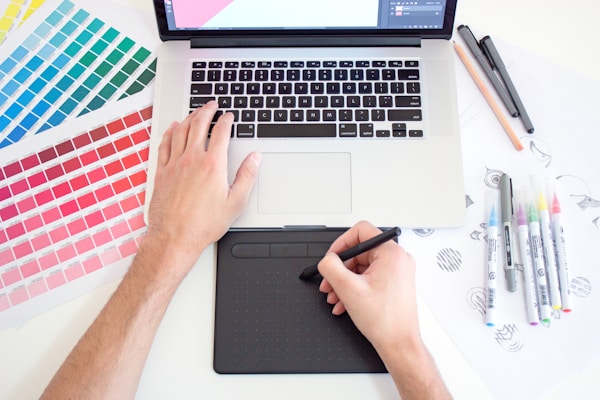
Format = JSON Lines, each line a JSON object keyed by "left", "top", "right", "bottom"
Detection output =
{"left": 534, "top": 177, "right": 562, "bottom": 310}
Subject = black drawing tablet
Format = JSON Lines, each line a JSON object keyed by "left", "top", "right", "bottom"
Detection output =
{"left": 214, "top": 228, "right": 386, "bottom": 374}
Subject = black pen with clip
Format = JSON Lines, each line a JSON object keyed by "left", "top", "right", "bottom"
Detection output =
{"left": 480, "top": 35, "right": 535, "bottom": 133}
{"left": 457, "top": 25, "right": 519, "bottom": 118}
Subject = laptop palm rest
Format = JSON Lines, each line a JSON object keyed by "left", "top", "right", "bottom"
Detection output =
{"left": 257, "top": 152, "right": 351, "bottom": 215}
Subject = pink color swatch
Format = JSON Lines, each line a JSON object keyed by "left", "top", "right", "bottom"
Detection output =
{"left": 0, "top": 106, "right": 153, "bottom": 321}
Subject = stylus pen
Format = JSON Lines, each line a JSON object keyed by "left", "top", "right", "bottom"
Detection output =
{"left": 298, "top": 226, "right": 401, "bottom": 280}
{"left": 457, "top": 25, "right": 519, "bottom": 118}
{"left": 480, "top": 35, "right": 535, "bottom": 133}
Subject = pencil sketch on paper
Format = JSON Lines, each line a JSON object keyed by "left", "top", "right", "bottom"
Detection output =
{"left": 520, "top": 137, "right": 553, "bottom": 167}
{"left": 494, "top": 324, "right": 524, "bottom": 352}
{"left": 484, "top": 167, "right": 504, "bottom": 189}
{"left": 465, "top": 194, "right": 474, "bottom": 208}
{"left": 470, "top": 230, "right": 483, "bottom": 240}
{"left": 412, "top": 228, "right": 435, "bottom": 237}
{"left": 556, "top": 175, "right": 600, "bottom": 211}
{"left": 571, "top": 276, "right": 592, "bottom": 298}
{"left": 436, "top": 248, "right": 462, "bottom": 272}
{"left": 466, "top": 287, "right": 486, "bottom": 317}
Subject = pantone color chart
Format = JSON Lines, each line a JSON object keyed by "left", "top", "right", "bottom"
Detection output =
{"left": 0, "top": 93, "right": 152, "bottom": 330}
{"left": 0, "top": 0, "right": 157, "bottom": 149}
{"left": 0, "top": 0, "right": 45, "bottom": 44}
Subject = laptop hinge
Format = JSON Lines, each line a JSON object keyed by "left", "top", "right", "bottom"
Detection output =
{"left": 191, "top": 35, "right": 421, "bottom": 48}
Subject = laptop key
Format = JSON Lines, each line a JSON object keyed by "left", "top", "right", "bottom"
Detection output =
{"left": 191, "top": 83, "right": 212, "bottom": 95}
{"left": 257, "top": 123, "right": 336, "bottom": 138}
{"left": 395, "top": 96, "right": 421, "bottom": 107}
{"left": 190, "top": 96, "right": 215, "bottom": 108}
{"left": 388, "top": 109, "right": 423, "bottom": 121}
{"left": 237, "top": 124, "right": 255, "bottom": 137}
{"left": 339, "top": 123, "right": 357, "bottom": 137}
{"left": 359, "top": 123, "right": 374, "bottom": 137}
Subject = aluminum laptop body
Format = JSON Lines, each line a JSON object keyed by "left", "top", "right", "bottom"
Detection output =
{"left": 145, "top": 0, "right": 465, "bottom": 228}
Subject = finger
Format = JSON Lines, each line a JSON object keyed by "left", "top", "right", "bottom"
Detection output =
{"left": 319, "top": 278, "right": 334, "bottom": 294}
{"left": 170, "top": 110, "right": 197, "bottom": 158}
{"left": 332, "top": 302, "right": 347, "bottom": 315}
{"left": 326, "top": 290, "right": 340, "bottom": 305}
{"left": 206, "top": 110, "right": 234, "bottom": 156}
{"left": 157, "top": 121, "right": 178, "bottom": 167}
{"left": 329, "top": 221, "right": 382, "bottom": 254}
{"left": 227, "top": 151, "right": 261, "bottom": 212}
{"left": 186, "top": 101, "right": 218, "bottom": 151}
{"left": 317, "top": 253, "right": 358, "bottom": 299}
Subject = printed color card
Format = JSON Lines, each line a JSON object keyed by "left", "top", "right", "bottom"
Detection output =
{"left": 0, "top": 91, "right": 153, "bottom": 330}
{"left": 0, "top": 0, "right": 46, "bottom": 44}
{"left": 0, "top": 0, "right": 159, "bottom": 149}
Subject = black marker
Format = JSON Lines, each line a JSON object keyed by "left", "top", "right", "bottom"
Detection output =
{"left": 480, "top": 35, "right": 535, "bottom": 133}
{"left": 298, "top": 227, "right": 401, "bottom": 280}
{"left": 457, "top": 25, "right": 519, "bottom": 118}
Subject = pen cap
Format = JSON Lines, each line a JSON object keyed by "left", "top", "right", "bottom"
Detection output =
{"left": 480, "top": 36, "right": 503, "bottom": 69}
{"left": 513, "top": 188, "right": 529, "bottom": 224}
{"left": 530, "top": 175, "right": 548, "bottom": 211}
{"left": 499, "top": 173, "right": 513, "bottom": 222}
{"left": 485, "top": 190, "right": 499, "bottom": 226}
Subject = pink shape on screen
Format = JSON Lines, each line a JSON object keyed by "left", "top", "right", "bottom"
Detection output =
{"left": 171, "top": 0, "right": 234, "bottom": 28}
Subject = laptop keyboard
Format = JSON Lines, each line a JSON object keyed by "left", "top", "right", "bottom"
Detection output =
{"left": 189, "top": 59, "right": 424, "bottom": 139}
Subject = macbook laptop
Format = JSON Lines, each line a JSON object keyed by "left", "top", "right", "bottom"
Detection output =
{"left": 145, "top": 0, "right": 465, "bottom": 228}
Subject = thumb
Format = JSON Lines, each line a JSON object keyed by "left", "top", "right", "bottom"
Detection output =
{"left": 317, "top": 253, "right": 359, "bottom": 298}
{"left": 229, "top": 151, "right": 261, "bottom": 209}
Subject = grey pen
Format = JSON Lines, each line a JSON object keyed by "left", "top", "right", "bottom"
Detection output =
{"left": 457, "top": 25, "right": 519, "bottom": 117}
{"left": 500, "top": 174, "right": 517, "bottom": 292}
{"left": 480, "top": 35, "right": 535, "bottom": 133}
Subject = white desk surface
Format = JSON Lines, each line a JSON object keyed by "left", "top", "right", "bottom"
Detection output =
{"left": 1, "top": 0, "right": 599, "bottom": 399}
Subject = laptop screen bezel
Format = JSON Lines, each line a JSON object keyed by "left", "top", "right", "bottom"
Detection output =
{"left": 152, "top": 0, "right": 457, "bottom": 43}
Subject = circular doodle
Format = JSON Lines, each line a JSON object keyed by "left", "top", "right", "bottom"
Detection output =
{"left": 466, "top": 287, "right": 486, "bottom": 317}
{"left": 412, "top": 228, "right": 435, "bottom": 237}
{"left": 484, "top": 167, "right": 504, "bottom": 189}
{"left": 570, "top": 276, "right": 592, "bottom": 298}
{"left": 436, "top": 248, "right": 462, "bottom": 272}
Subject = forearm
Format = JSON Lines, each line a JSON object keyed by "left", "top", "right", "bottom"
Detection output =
{"left": 41, "top": 233, "right": 201, "bottom": 399}
{"left": 378, "top": 336, "right": 452, "bottom": 400}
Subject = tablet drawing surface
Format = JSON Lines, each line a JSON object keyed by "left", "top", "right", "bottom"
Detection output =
{"left": 214, "top": 228, "right": 386, "bottom": 374}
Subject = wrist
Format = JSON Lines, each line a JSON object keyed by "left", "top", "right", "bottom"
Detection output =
{"left": 132, "top": 230, "right": 208, "bottom": 288}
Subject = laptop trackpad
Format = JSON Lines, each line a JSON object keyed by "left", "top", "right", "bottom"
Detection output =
{"left": 257, "top": 152, "right": 352, "bottom": 214}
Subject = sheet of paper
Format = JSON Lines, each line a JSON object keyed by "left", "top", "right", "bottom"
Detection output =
{"left": 0, "top": 90, "right": 153, "bottom": 330}
{"left": 0, "top": 0, "right": 159, "bottom": 148}
{"left": 401, "top": 38, "right": 600, "bottom": 399}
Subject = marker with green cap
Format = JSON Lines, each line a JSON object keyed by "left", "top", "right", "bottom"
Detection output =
{"left": 527, "top": 198, "right": 552, "bottom": 324}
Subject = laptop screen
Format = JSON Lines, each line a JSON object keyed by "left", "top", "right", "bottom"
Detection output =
{"left": 153, "top": 0, "right": 456, "bottom": 41}
{"left": 164, "top": 0, "right": 447, "bottom": 31}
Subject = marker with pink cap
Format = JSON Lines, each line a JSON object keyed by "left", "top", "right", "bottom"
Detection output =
{"left": 549, "top": 180, "right": 572, "bottom": 313}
